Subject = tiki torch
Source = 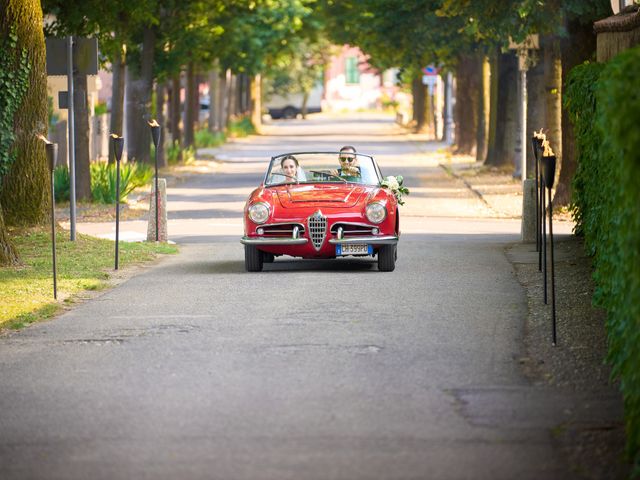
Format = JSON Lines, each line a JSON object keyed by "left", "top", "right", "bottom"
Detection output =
{"left": 148, "top": 119, "right": 161, "bottom": 242}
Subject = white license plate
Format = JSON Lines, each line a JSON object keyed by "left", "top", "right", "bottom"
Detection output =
{"left": 337, "top": 244, "right": 370, "bottom": 255}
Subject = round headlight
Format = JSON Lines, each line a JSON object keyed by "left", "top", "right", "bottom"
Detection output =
{"left": 248, "top": 202, "right": 270, "bottom": 224}
{"left": 365, "top": 202, "right": 387, "bottom": 224}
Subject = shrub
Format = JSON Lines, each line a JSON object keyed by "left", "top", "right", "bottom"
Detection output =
{"left": 195, "top": 129, "right": 226, "bottom": 148}
{"left": 166, "top": 141, "right": 195, "bottom": 165}
{"left": 53, "top": 165, "right": 70, "bottom": 203}
{"left": 566, "top": 47, "right": 640, "bottom": 474}
{"left": 90, "top": 162, "right": 153, "bottom": 204}
{"left": 94, "top": 102, "right": 108, "bottom": 116}
{"left": 227, "top": 116, "right": 256, "bottom": 137}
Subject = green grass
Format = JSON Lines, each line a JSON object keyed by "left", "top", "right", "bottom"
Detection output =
{"left": 0, "top": 227, "right": 178, "bottom": 329}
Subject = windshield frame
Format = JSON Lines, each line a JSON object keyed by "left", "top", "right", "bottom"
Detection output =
{"left": 263, "top": 151, "right": 383, "bottom": 187}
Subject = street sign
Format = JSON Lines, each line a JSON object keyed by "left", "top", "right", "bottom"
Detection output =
{"left": 46, "top": 37, "right": 99, "bottom": 76}
{"left": 422, "top": 75, "right": 437, "bottom": 87}
{"left": 57, "top": 91, "right": 86, "bottom": 110}
{"left": 422, "top": 65, "right": 440, "bottom": 76}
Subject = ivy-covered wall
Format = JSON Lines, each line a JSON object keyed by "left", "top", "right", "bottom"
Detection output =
{"left": 565, "top": 46, "right": 640, "bottom": 474}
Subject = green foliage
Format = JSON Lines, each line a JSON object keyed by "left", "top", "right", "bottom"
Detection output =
{"left": 565, "top": 47, "right": 640, "bottom": 474}
{"left": 0, "top": 25, "right": 32, "bottom": 178}
{"left": 195, "top": 129, "right": 226, "bottom": 148}
{"left": 227, "top": 116, "right": 256, "bottom": 138}
{"left": 166, "top": 141, "right": 182, "bottom": 165}
{"left": 90, "top": 162, "right": 153, "bottom": 203}
{"left": 54, "top": 162, "right": 153, "bottom": 204}
{"left": 94, "top": 102, "right": 108, "bottom": 115}
{"left": 47, "top": 96, "right": 59, "bottom": 129}
{"left": 564, "top": 62, "right": 606, "bottom": 241}
{"left": 165, "top": 141, "right": 195, "bottom": 165}
{"left": 53, "top": 165, "right": 70, "bottom": 202}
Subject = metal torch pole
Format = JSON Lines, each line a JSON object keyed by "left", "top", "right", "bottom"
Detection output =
{"left": 46, "top": 142, "right": 59, "bottom": 299}
{"left": 111, "top": 135, "right": 124, "bottom": 269}
{"left": 548, "top": 187, "right": 557, "bottom": 345}
{"left": 115, "top": 153, "right": 121, "bottom": 270}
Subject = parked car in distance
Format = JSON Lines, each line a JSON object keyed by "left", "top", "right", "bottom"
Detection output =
{"left": 265, "top": 85, "right": 323, "bottom": 119}
{"left": 241, "top": 152, "right": 400, "bottom": 272}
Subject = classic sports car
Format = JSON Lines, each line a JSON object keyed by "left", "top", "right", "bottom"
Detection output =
{"left": 241, "top": 152, "right": 400, "bottom": 272}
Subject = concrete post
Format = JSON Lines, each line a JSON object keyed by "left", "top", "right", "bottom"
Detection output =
{"left": 521, "top": 178, "right": 537, "bottom": 243}
{"left": 147, "top": 178, "right": 168, "bottom": 242}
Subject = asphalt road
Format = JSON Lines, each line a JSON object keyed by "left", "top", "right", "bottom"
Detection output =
{"left": 1, "top": 113, "right": 579, "bottom": 479}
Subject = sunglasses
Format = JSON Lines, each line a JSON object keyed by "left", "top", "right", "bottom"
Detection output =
{"left": 340, "top": 156, "right": 355, "bottom": 163}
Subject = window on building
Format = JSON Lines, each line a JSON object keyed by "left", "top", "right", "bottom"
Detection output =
{"left": 345, "top": 57, "right": 360, "bottom": 84}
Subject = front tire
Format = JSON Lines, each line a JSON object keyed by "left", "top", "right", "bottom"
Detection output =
{"left": 282, "top": 106, "right": 297, "bottom": 119}
{"left": 378, "top": 244, "right": 396, "bottom": 272}
{"left": 245, "top": 245, "right": 264, "bottom": 272}
{"left": 263, "top": 252, "right": 275, "bottom": 263}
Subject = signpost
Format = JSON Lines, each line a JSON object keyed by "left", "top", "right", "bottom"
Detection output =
{"left": 45, "top": 37, "right": 98, "bottom": 241}
{"left": 509, "top": 35, "right": 539, "bottom": 243}
{"left": 422, "top": 65, "right": 441, "bottom": 139}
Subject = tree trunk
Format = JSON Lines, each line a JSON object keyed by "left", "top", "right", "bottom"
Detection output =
{"left": 526, "top": 51, "right": 545, "bottom": 177}
{"left": 240, "top": 74, "right": 250, "bottom": 115}
{"left": 236, "top": 73, "right": 245, "bottom": 115}
{"left": 476, "top": 55, "right": 490, "bottom": 162}
{"left": 184, "top": 61, "right": 196, "bottom": 147}
{"left": 226, "top": 73, "right": 237, "bottom": 126}
{"left": 555, "top": 20, "right": 597, "bottom": 206}
{"left": 486, "top": 52, "right": 518, "bottom": 167}
{"left": 217, "top": 70, "right": 228, "bottom": 131}
{"left": 543, "top": 35, "right": 562, "bottom": 187}
{"left": 0, "top": 205, "right": 18, "bottom": 265}
{"left": 108, "top": 44, "right": 125, "bottom": 164}
{"left": 301, "top": 91, "right": 309, "bottom": 119}
{"left": 454, "top": 53, "right": 481, "bottom": 155}
{"left": 411, "top": 77, "right": 419, "bottom": 124}
{"left": 250, "top": 74, "right": 262, "bottom": 130}
{"left": 73, "top": 71, "right": 92, "bottom": 201}
{"left": 169, "top": 74, "right": 181, "bottom": 146}
{"left": 155, "top": 81, "right": 167, "bottom": 168}
{"left": 484, "top": 50, "right": 499, "bottom": 164}
{"left": 412, "top": 75, "right": 428, "bottom": 132}
{"left": 125, "top": 26, "right": 155, "bottom": 163}
{"left": 0, "top": 0, "right": 49, "bottom": 226}
{"left": 208, "top": 67, "right": 219, "bottom": 132}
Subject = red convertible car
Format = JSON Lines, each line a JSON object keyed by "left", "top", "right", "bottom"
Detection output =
{"left": 241, "top": 152, "right": 399, "bottom": 272}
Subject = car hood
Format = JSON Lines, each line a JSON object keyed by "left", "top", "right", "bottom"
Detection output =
{"left": 275, "top": 184, "right": 375, "bottom": 209}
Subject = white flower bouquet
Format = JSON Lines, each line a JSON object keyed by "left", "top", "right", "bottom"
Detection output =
{"left": 380, "top": 175, "right": 410, "bottom": 205}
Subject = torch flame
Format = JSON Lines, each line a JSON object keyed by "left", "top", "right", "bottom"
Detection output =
{"left": 110, "top": 133, "right": 121, "bottom": 139}
{"left": 542, "top": 139, "right": 555, "bottom": 157}
{"left": 36, "top": 133, "right": 51, "bottom": 144}
{"left": 533, "top": 128, "right": 546, "bottom": 140}
{"left": 148, "top": 119, "right": 159, "bottom": 128}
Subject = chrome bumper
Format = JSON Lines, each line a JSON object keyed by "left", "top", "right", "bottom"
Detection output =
{"left": 329, "top": 235, "right": 398, "bottom": 245}
{"left": 241, "top": 237, "right": 309, "bottom": 245}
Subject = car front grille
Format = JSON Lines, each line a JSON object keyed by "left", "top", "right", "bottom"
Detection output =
{"left": 261, "top": 223, "right": 305, "bottom": 237}
{"left": 308, "top": 211, "right": 327, "bottom": 251}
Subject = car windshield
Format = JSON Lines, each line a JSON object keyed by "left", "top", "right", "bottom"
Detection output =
{"left": 265, "top": 152, "right": 382, "bottom": 186}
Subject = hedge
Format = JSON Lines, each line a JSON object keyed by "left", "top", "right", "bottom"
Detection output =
{"left": 565, "top": 46, "right": 640, "bottom": 474}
